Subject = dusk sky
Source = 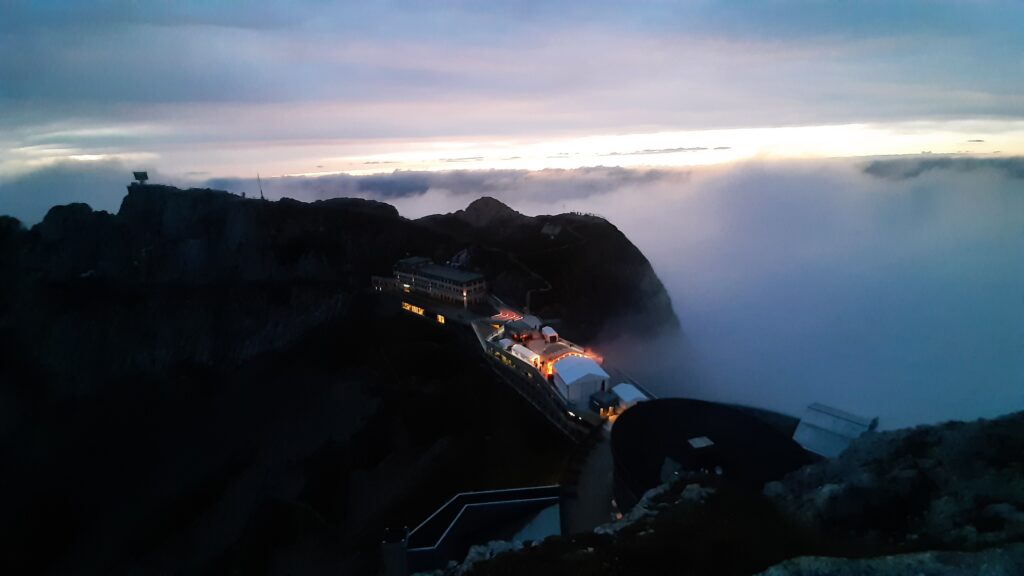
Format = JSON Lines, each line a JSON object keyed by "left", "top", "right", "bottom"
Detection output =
{"left": 3, "top": 0, "right": 1024, "bottom": 180}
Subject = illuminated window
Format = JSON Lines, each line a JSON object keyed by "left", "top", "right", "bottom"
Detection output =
{"left": 401, "top": 302, "right": 425, "bottom": 316}
{"left": 436, "top": 314, "right": 445, "bottom": 324}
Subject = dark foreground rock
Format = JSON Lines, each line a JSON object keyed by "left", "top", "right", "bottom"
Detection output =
{"left": 456, "top": 411, "right": 1024, "bottom": 576}
{"left": 0, "top": 185, "right": 679, "bottom": 574}
{"left": 765, "top": 411, "right": 1024, "bottom": 552}
{"left": 757, "top": 543, "right": 1024, "bottom": 576}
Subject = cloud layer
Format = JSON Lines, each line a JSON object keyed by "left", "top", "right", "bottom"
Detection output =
{"left": 272, "top": 155, "right": 1020, "bottom": 430}
{"left": 2, "top": 157, "right": 1021, "bottom": 429}
{"left": 0, "top": 160, "right": 140, "bottom": 224}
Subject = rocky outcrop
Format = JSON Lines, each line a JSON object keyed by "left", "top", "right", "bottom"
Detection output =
{"left": 765, "top": 411, "right": 1024, "bottom": 552}
{"left": 452, "top": 196, "right": 530, "bottom": 227}
{"left": 418, "top": 197, "right": 680, "bottom": 342}
{"left": 456, "top": 411, "right": 1024, "bottom": 575}
{"left": 757, "top": 544, "right": 1024, "bottom": 576}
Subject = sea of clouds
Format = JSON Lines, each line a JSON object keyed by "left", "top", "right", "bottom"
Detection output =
{"left": 2, "top": 157, "right": 1021, "bottom": 428}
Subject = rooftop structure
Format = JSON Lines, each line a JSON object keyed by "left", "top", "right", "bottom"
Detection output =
{"left": 611, "top": 383, "right": 649, "bottom": 411}
{"left": 132, "top": 171, "right": 149, "bottom": 184}
{"left": 517, "top": 331, "right": 587, "bottom": 363}
{"left": 380, "top": 256, "right": 488, "bottom": 307}
{"left": 520, "top": 315, "right": 542, "bottom": 329}
{"left": 589, "top": 389, "right": 619, "bottom": 417}
{"left": 395, "top": 256, "right": 485, "bottom": 285}
{"left": 491, "top": 310, "right": 523, "bottom": 322}
{"left": 530, "top": 341, "right": 571, "bottom": 359}
{"left": 510, "top": 343, "right": 542, "bottom": 369}
{"left": 792, "top": 403, "right": 878, "bottom": 458}
{"left": 688, "top": 436, "right": 715, "bottom": 449}
{"left": 505, "top": 319, "right": 540, "bottom": 341}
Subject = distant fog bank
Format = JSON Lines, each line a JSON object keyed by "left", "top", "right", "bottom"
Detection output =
{"left": 577, "top": 158, "right": 1023, "bottom": 429}
{"left": 377, "top": 157, "right": 1024, "bottom": 429}
{"left": 4, "top": 157, "right": 1021, "bottom": 428}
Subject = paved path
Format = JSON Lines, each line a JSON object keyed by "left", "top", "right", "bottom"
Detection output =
{"left": 562, "top": 430, "right": 615, "bottom": 534}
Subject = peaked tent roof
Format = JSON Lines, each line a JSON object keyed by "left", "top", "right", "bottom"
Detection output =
{"left": 554, "top": 355, "right": 609, "bottom": 385}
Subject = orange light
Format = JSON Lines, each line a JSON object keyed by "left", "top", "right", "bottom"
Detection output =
{"left": 401, "top": 302, "right": 425, "bottom": 316}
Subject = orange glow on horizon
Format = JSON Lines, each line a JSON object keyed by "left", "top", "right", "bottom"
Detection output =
{"left": 283, "top": 121, "right": 1024, "bottom": 178}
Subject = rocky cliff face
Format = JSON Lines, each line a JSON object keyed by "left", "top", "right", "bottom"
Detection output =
{"left": 449, "top": 196, "right": 531, "bottom": 228}
{"left": 29, "top": 184, "right": 407, "bottom": 284}
{"left": 418, "top": 197, "right": 680, "bottom": 342}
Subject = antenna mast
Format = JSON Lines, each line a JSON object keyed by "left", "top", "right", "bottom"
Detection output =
{"left": 257, "top": 172, "right": 265, "bottom": 201}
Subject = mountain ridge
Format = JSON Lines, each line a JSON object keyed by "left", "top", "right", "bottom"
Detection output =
{"left": 0, "top": 182, "right": 681, "bottom": 574}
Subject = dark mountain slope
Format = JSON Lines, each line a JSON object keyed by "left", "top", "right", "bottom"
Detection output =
{"left": 418, "top": 197, "right": 680, "bottom": 342}
{"left": 0, "top": 184, "right": 679, "bottom": 574}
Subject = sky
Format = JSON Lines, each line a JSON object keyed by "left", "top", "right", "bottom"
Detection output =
{"left": 2, "top": 0, "right": 1024, "bottom": 183}
{"left": 1, "top": 2, "right": 1022, "bottom": 427}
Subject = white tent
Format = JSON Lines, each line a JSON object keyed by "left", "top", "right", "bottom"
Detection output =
{"left": 510, "top": 344, "right": 542, "bottom": 368}
{"left": 552, "top": 355, "right": 609, "bottom": 405}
